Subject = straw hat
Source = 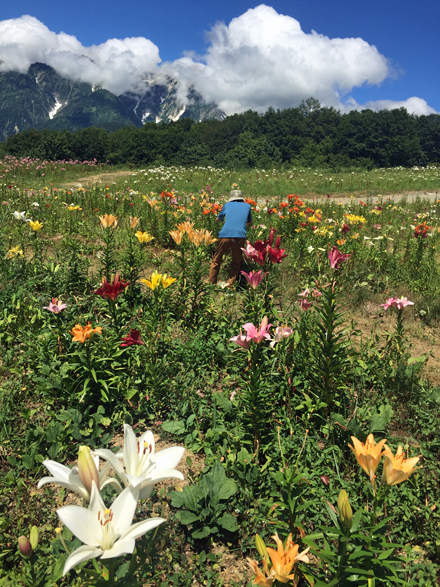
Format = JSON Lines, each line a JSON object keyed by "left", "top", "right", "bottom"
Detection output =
{"left": 228, "top": 189, "right": 244, "bottom": 202}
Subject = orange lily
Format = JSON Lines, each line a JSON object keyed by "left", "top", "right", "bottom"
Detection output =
{"left": 169, "top": 230, "right": 183, "bottom": 245}
{"left": 70, "top": 322, "right": 102, "bottom": 343}
{"left": 99, "top": 214, "right": 118, "bottom": 228}
{"left": 349, "top": 434, "right": 387, "bottom": 490}
{"left": 266, "top": 533, "right": 310, "bottom": 583}
{"left": 382, "top": 445, "right": 422, "bottom": 486}
{"left": 246, "top": 558, "right": 274, "bottom": 586}
{"left": 129, "top": 216, "right": 140, "bottom": 229}
{"left": 176, "top": 221, "right": 194, "bottom": 234}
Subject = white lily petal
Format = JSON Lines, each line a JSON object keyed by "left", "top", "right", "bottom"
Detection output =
{"left": 139, "top": 430, "right": 155, "bottom": 454}
{"left": 125, "top": 473, "right": 148, "bottom": 488}
{"left": 150, "top": 447, "right": 184, "bottom": 470}
{"left": 37, "top": 477, "right": 89, "bottom": 500}
{"left": 110, "top": 487, "right": 138, "bottom": 537}
{"left": 100, "top": 536, "right": 135, "bottom": 560}
{"left": 120, "top": 517, "right": 165, "bottom": 541}
{"left": 94, "top": 449, "right": 128, "bottom": 484}
{"left": 63, "top": 544, "right": 103, "bottom": 575}
{"left": 138, "top": 485, "right": 154, "bottom": 500}
{"left": 42, "top": 460, "right": 73, "bottom": 481}
{"left": 88, "top": 482, "right": 106, "bottom": 517}
{"left": 57, "top": 506, "right": 102, "bottom": 546}
{"left": 100, "top": 477, "right": 123, "bottom": 494}
{"left": 124, "top": 424, "right": 138, "bottom": 476}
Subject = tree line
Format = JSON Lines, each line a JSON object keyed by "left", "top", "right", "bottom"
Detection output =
{"left": 1, "top": 99, "right": 440, "bottom": 169}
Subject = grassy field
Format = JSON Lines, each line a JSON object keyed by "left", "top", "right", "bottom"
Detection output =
{"left": 1, "top": 161, "right": 440, "bottom": 586}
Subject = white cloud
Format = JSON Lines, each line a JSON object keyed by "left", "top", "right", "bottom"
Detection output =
{"left": 167, "top": 5, "right": 394, "bottom": 113}
{"left": 0, "top": 15, "right": 161, "bottom": 95}
{"left": 0, "top": 9, "right": 436, "bottom": 116}
{"left": 343, "top": 96, "right": 436, "bottom": 116}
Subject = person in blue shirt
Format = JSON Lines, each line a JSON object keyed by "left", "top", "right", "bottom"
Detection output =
{"left": 208, "top": 190, "right": 252, "bottom": 285}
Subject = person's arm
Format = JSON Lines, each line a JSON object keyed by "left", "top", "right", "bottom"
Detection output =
{"left": 217, "top": 204, "right": 226, "bottom": 223}
{"left": 246, "top": 207, "right": 252, "bottom": 227}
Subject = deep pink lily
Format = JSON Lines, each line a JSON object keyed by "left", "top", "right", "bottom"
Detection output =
{"left": 267, "top": 245, "right": 288, "bottom": 264}
{"left": 328, "top": 246, "right": 351, "bottom": 269}
{"left": 120, "top": 329, "right": 144, "bottom": 347}
{"left": 44, "top": 297, "right": 67, "bottom": 314}
{"left": 241, "top": 270, "right": 268, "bottom": 289}
{"left": 299, "top": 298, "right": 313, "bottom": 311}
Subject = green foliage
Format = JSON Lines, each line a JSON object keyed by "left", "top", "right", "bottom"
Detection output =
{"left": 170, "top": 462, "right": 238, "bottom": 541}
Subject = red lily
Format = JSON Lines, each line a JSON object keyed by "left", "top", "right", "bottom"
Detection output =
{"left": 95, "top": 273, "right": 129, "bottom": 301}
{"left": 120, "top": 329, "right": 144, "bottom": 347}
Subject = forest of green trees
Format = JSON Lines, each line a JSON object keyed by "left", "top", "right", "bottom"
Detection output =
{"left": 2, "top": 99, "right": 440, "bottom": 169}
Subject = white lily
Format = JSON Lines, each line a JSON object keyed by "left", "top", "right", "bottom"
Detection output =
{"left": 94, "top": 424, "right": 184, "bottom": 500}
{"left": 38, "top": 455, "right": 122, "bottom": 501}
{"left": 12, "top": 211, "right": 29, "bottom": 222}
{"left": 58, "top": 483, "right": 164, "bottom": 574}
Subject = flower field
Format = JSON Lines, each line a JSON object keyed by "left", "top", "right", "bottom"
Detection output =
{"left": 1, "top": 161, "right": 440, "bottom": 586}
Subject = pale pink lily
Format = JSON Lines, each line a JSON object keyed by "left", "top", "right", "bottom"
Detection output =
{"left": 229, "top": 333, "right": 252, "bottom": 349}
{"left": 270, "top": 326, "right": 293, "bottom": 348}
{"left": 242, "top": 316, "right": 272, "bottom": 344}
{"left": 380, "top": 297, "right": 414, "bottom": 311}
{"left": 298, "top": 288, "right": 310, "bottom": 298}
{"left": 93, "top": 424, "right": 184, "bottom": 500}
{"left": 58, "top": 483, "right": 164, "bottom": 575}
{"left": 241, "top": 270, "right": 268, "bottom": 289}
{"left": 38, "top": 456, "right": 122, "bottom": 501}
{"left": 44, "top": 297, "right": 67, "bottom": 313}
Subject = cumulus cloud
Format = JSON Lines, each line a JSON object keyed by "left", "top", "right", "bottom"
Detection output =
{"left": 0, "top": 15, "right": 161, "bottom": 95}
{"left": 167, "top": 5, "right": 393, "bottom": 113}
{"left": 0, "top": 9, "right": 436, "bottom": 115}
{"left": 343, "top": 96, "right": 436, "bottom": 116}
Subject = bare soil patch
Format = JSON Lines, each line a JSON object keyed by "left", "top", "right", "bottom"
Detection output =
{"left": 61, "top": 170, "right": 136, "bottom": 189}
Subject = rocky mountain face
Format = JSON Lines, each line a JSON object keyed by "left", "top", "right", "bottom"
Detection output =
{"left": 0, "top": 63, "right": 225, "bottom": 140}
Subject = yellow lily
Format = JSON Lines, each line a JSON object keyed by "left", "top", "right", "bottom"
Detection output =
{"left": 140, "top": 271, "right": 162, "bottom": 291}
{"left": 382, "top": 445, "right": 422, "bottom": 486}
{"left": 5, "top": 246, "right": 24, "bottom": 258}
{"left": 135, "top": 231, "right": 154, "bottom": 243}
{"left": 349, "top": 434, "right": 387, "bottom": 491}
{"left": 161, "top": 274, "right": 177, "bottom": 289}
{"left": 29, "top": 220, "right": 44, "bottom": 231}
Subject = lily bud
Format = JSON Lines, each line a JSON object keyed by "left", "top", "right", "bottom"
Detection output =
{"left": 18, "top": 536, "right": 32, "bottom": 557}
{"left": 29, "top": 526, "right": 39, "bottom": 550}
{"left": 77, "top": 446, "right": 100, "bottom": 496}
{"left": 337, "top": 490, "right": 353, "bottom": 531}
{"left": 255, "top": 534, "right": 270, "bottom": 566}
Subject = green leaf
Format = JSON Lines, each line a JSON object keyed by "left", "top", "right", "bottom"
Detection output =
{"left": 219, "top": 513, "right": 238, "bottom": 532}
{"left": 179, "top": 510, "right": 201, "bottom": 525}
{"left": 162, "top": 420, "right": 185, "bottom": 435}
{"left": 218, "top": 479, "right": 237, "bottom": 501}
{"left": 192, "top": 527, "right": 211, "bottom": 539}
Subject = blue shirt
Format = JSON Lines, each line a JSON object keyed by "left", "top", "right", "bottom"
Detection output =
{"left": 217, "top": 201, "right": 252, "bottom": 238}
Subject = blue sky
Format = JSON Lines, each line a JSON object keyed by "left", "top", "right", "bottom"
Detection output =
{"left": 1, "top": 0, "right": 439, "bottom": 115}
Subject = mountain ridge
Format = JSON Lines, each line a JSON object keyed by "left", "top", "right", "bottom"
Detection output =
{"left": 0, "top": 63, "right": 225, "bottom": 140}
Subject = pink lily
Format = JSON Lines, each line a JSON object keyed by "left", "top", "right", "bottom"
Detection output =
{"left": 242, "top": 316, "right": 272, "bottom": 344}
{"left": 241, "top": 243, "right": 265, "bottom": 266}
{"left": 270, "top": 326, "right": 293, "bottom": 348}
{"left": 380, "top": 297, "right": 414, "bottom": 311}
{"left": 299, "top": 298, "right": 313, "bottom": 311}
{"left": 241, "top": 270, "right": 268, "bottom": 289}
{"left": 298, "top": 288, "right": 310, "bottom": 298}
{"left": 44, "top": 297, "right": 67, "bottom": 314}
{"left": 328, "top": 246, "right": 351, "bottom": 269}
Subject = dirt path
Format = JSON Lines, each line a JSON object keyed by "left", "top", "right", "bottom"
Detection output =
{"left": 61, "top": 170, "right": 136, "bottom": 188}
